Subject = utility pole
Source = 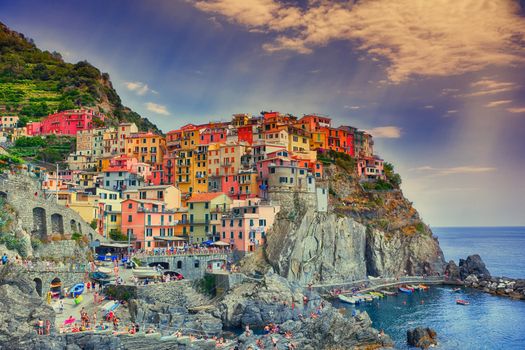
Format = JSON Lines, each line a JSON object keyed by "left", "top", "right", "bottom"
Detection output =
{"left": 56, "top": 163, "right": 59, "bottom": 204}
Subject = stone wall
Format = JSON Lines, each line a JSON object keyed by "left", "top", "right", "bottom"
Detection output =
{"left": 140, "top": 254, "right": 229, "bottom": 280}
{"left": 0, "top": 174, "right": 104, "bottom": 242}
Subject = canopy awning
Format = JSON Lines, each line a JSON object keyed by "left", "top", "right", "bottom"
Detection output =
{"left": 154, "top": 236, "right": 187, "bottom": 241}
{"left": 99, "top": 242, "right": 129, "bottom": 248}
{"left": 212, "top": 241, "right": 230, "bottom": 246}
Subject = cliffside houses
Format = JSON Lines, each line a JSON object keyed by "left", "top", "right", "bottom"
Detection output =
{"left": 2, "top": 109, "right": 387, "bottom": 252}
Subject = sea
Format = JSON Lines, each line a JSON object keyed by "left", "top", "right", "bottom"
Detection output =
{"left": 335, "top": 226, "right": 525, "bottom": 350}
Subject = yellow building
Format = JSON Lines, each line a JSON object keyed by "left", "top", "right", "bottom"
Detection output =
{"left": 193, "top": 145, "right": 208, "bottom": 194}
{"left": 137, "top": 185, "right": 181, "bottom": 210}
{"left": 58, "top": 191, "right": 99, "bottom": 225}
{"left": 125, "top": 132, "right": 166, "bottom": 165}
{"left": 287, "top": 126, "right": 311, "bottom": 153}
{"left": 96, "top": 188, "right": 122, "bottom": 238}
{"left": 187, "top": 192, "right": 232, "bottom": 243}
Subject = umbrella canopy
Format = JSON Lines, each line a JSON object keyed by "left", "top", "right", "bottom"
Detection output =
{"left": 202, "top": 240, "right": 214, "bottom": 246}
{"left": 212, "top": 241, "right": 229, "bottom": 247}
{"left": 64, "top": 317, "right": 76, "bottom": 325}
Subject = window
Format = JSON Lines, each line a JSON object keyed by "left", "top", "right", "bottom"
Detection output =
{"left": 238, "top": 231, "right": 243, "bottom": 239}
{"left": 230, "top": 232, "right": 234, "bottom": 239}
{"left": 238, "top": 219, "right": 242, "bottom": 227}
{"left": 110, "top": 215, "right": 117, "bottom": 222}
{"left": 204, "top": 202, "right": 209, "bottom": 209}
{"left": 194, "top": 260, "right": 200, "bottom": 268}
{"left": 189, "top": 203, "right": 194, "bottom": 210}
{"left": 128, "top": 215, "right": 132, "bottom": 222}
{"left": 146, "top": 228, "right": 152, "bottom": 237}
{"left": 249, "top": 219, "right": 254, "bottom": 227}
{"left": 222, "top": 220, "right": 226, "bottom": 227}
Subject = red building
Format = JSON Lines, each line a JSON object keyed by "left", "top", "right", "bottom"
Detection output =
{"left": 237, "top": 125, "right": 254, "bottom": 144}
{"left": 26, "top": 109, "right": 104, "bottom": 136}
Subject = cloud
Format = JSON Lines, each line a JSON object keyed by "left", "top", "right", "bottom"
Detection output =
{"left": 506, "top": 107, "right": 525, "bottom": 113}
{"left": 461, "top": 79, "right": 519, "bottom": 97}
{"left": 125, "top": 81, "right": 151, "bottom": 96}
{"left": 412, "top": 166, "right": 496, "bottom": 176}
{"left": 423, "top": 105, "right": 434, "bottom": 109}
{"left": 366, "top": 126, "right": 401, "bottom": 138}
{"left": 485, "top": 100, "right": 512, "bottom": 108}
{"left": 145, "top": 102, "right": 170, "bottom": 115}
{"left": 344, "top": 105, "right": 360, "bottom": 110}
{"left": 190, "top": 0, "right": 525, "bottom": 82}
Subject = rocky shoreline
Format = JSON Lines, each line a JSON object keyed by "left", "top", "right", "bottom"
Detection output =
{"left": 445, "top": 254, "right": 525, "bottom": 300}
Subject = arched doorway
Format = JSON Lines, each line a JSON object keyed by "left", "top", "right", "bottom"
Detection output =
{"left": 176, "top": 260, "right": 183, "bottom": 269}
{"left": 51, "top": 213, "right": 64, "bottom": 234}
{"left": 148, "top": 262, "right": 169, "bottom": 270}
{"left": 32, "top": 207, "right": 47, "bottom": 239}
{"left": 33, "top": 278, "right": 43, "bottom": 297}
{"left": 78, "top": 222, "right": 82, "bottom": 233}
{"left": 50, "top": 277, "right": 62, "bottom": 299}
{"left": 70, "top": 219, "right": 77, "bottom": 233}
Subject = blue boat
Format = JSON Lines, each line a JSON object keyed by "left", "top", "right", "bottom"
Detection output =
{"left": 399, "top": 287, "right": 413, "bottom": 294}
{"left": 70, "top": 283, "right": 85, "bottom": 298}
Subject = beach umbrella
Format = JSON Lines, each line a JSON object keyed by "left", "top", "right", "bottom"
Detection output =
{"left": 64, "top": 317, "right": 76, "bottom": 325}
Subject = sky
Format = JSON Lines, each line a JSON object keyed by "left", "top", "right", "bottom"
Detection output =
{"left": 1, "top": 0, "right": 525, "bottom": 226}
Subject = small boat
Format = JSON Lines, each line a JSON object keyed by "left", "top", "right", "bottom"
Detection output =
{"left": 452, "top": 287, "right": 461, "bottom": 293}
{"left": 355, "top": 294, "right": 373, "bottom": 302}
{"left": 418, "top": 284, "right": 429, "bottom": 290}
{"left": 408, "top": 285, "right": 420, "bottom": 290}
{"left": 370, "top": 291, "right": 384, "bottom": 298}
{"left": 338, "top": 294, "right": 358, "bottom": 304}
{"left": 70, "top": 283, "right": 85, "bottom": 298}
{"left": 456, "top": 299, "right": 469, "bottom": 305}
{"left": 367, "top": 293, "right": 380, "bottom": 299}
{"left": 399, "top": 287, "right": 413, "bottom": 294}
{"left": 381, "top": 290, "right": 398, "bottom": 296}
{"left": 132, "top": 268, "right": 162, "bottom": 278}
{"left": 98, "top": 267, "right": 112, "bottom": 274}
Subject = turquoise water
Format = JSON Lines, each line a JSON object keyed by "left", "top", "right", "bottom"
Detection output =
{"left": 336, "top": 227, "right": 525, "bottom": 349}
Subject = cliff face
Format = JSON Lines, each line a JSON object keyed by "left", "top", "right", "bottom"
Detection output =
{"left": 259, "top": 163, "right": 445, "bottom": 284}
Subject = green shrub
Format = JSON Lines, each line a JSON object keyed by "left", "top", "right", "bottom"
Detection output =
{"left": 71, "top": 232, "right": 82, "bottom": 241}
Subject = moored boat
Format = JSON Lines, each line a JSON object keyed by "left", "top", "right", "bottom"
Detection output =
{"left": 452, "top": 287, "right": 461, "bottom": 293}
{"left": 370, "top": 291, "right": 384, "bottom": 298}
{"left": 418, "top": 284, "right": 429, "bottom": 290}
{"left": 380, "top": 290, "right": 397, "bottom": 296}
{"left": 338, "top": 294, "right": 358, "bottom": 304}
{"left": 399, "top": 287, "right": 413, "bottom": 294}
{"left": 456, "top": 299, "right": 470, "bottom": 305}
{"left": 132, "top": 268, "right": 162, "bottom": 278}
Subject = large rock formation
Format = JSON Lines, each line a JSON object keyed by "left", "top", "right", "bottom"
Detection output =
{"left": 459, "top": 254, "right": 491, "bottom": 280}
{"left": 217, "top": 272, "right": 393, "bottom": 349}
{"left": 407, "top": 327, "right": 438, "bottom": 349}
{"left": 0, "top": 264, "right": 55, "bottom": 348}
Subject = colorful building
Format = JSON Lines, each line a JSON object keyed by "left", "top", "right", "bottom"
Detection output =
{"left": 187, "top": 192, "right": 232, "bottom": 244}
{"left": 125, "top": 132, "right": 166, "bottom": 165}
{"left": 26, "top": 109, "right": 104, "bottom": 136}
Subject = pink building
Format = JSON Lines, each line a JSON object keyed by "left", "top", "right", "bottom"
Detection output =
{"left": 121, "top": 199, "right": 186, "bottom": 250}
{"left": 199, "top": 127, "right": 227, "bottom": 145}
{"left": 357, "top": 156, "right": 385, "bottom": 180}
{"left": 27, "top": 109, "right": 104, "bottom": 136}
{"left": 215, "top": 198, "right": 280, "bottom": 252}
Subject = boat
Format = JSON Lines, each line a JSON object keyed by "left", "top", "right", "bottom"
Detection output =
{"left": 98, "top": 267, "right": 113, "bottom": 274}
{"left": 456, "top": 299, "right": 470, "bottom": 305}
{"left": 338, "top": 294, "right": 359, "bottom": 304}
{"left": 354, "top": 294, "right": 373, "bottom": 302}
{"left": 132, "top": 267, "right": 163, "bottom": 278}
{"left": 418, "top": 284, "right": 429, "bottom": 290}
{"left": 399, "top": 287, "right": 413, "bottom": 294}
{"left": 380, "top": 290, "right": 397, "bottom": 296}
{"left": 70, "top": 283, "right": 85, "bottom": 298}
{"left": 408, "top": 284, "right": 420, "bottom": 290}
{"left": 370, "top": 291, "right": 384, "bottom": 298}
{"left": 452, "top": 287, "right": 461, "bottom": 293}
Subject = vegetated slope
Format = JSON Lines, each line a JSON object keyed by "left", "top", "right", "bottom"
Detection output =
{"left": 0, "top": 21, "right": 160, "bottom": 132}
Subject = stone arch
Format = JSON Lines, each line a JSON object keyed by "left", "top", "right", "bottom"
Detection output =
{"left": 70, "top": 219, "right": 77, "bottom": 233}
{"left": 33, "top": 278, "right": 43, "bottom": 297}
{"left": 51, "top": 213, "right": 64, "bottom": 235}
{"left": 32, "top": 207, "right": 47, "bottom": 239}
{"left": 0, "top": 191, "right": 7, "bottom": 201}
{"left": 176, "top": 260, "right": 183, "bottom": 269}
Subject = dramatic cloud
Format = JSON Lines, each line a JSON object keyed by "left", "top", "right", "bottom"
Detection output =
{"left": 461, "top": 79, "right": 519, "bottom": 97}
{"left": 412, "top": 166, "right": 496, "bottom": 176}
{"left": 145, "top": 102, "right": 170, "bottom": 115}
{"left": 125, "top": 81, "right": 151, "bottom": 95}
{"left": 191, "top": 0, "right": 525, "bottom": 82}
{"left": 485, "top": 100, "right": 512, "bottom": 108}
{"left": 506, "top": 107, "right": 525, "bottom": 113}
{"left": 366, "top": 126, "right": 401, "bottom": 138}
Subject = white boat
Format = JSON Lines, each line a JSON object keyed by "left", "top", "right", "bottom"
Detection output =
{"left": 132, "top": 268, "right": 162, "bottom": 278}
{"left": 98, "top": 267, "right": 112, "bottom": 274}
{"left": 338, "top": 294, "right": 358, "bottom": 304}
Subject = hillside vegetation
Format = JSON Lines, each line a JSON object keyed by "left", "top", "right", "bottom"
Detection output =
{"left": 0, "top": 21, "right": 160, "bottom": 132}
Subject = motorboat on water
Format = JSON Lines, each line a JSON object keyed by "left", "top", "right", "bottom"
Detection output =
{"left": 418, "top": 284, "right": 429, "bottom": 290}
{"left": 452, "top": 287, "right": 462, "bottom": 293}
{"left": 399, "top": 287, "right": 413, "bottom": 294}
{"left": 369, "top": 291, "right": 384, "bottom": 298}
{"left": 380, "top": 290, "right": 398, "bottom": 296}
{"left": 456, "top": 299, "right": 470, "bottom": 305}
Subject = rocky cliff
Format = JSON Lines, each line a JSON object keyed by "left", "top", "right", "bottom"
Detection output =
{"left": 257, "top": 162, "right": 445, "bottom": 284}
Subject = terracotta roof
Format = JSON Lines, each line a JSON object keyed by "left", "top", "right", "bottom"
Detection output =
{"left": 187, "top": 192, "right": 225, "bottom": 203}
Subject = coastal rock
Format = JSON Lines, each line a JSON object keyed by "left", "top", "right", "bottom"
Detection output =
{"left": 0, "top": 264, "right": 56, "bottom": 348}
{"left": 407, "top": 327, "right": 438, "bottom": 349}
{"left": 459, "top": 254, "right": 491, "bottom": 280}
{"left": 265, "top": 204, "right": 367, "bottom": 284}
{"left": 445, "top": 260, "right": 461, "bottom": 281}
